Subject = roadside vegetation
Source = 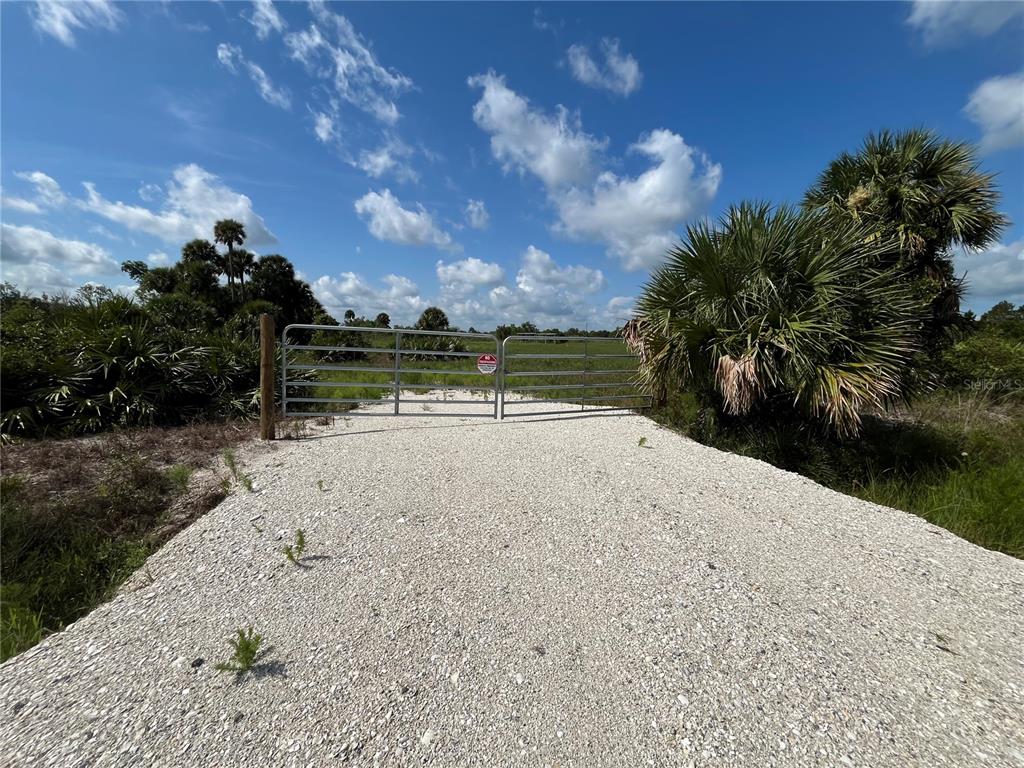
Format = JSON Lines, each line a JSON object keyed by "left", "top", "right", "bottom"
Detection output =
{"left": 630, "top": 129, "right": 1022, "bottom": 558}
{"left": 0, "top": 423, "right": 254, "bottom": 661}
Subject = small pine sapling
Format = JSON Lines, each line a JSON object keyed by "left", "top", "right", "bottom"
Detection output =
{"left": 281, "top": 528, "right": 306, "bottom": 564}
{"left": 215, "top": 626, "right": 263, "bottom": 675}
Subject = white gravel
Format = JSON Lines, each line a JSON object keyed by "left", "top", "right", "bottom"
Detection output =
{"left": 2, "top": 392, "right": 1023, "bottom": 767}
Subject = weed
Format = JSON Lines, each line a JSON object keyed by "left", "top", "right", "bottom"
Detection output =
{"left": 166, "top": 464, "right": 193, "bottom": 494}
{"left": 221, "top": 448, "right": 254, "bottom": 492}
{"left": 1, "top": 423, "right": 253, "bottom": 660}
{"left": 215, "top": 626, "right": 263, "bottom": 675}
{"left": 638, "top": 436, "right": 648, "bottom": 448}
{"left": 282, "top": 528, "right": 307, "bottom": 564}
{"left": 316, "top": 479, "right": 326, "bottom": 492}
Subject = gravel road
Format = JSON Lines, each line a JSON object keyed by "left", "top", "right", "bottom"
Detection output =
{"left": 2, "top": 392, "right": 1023, "bottom": 767}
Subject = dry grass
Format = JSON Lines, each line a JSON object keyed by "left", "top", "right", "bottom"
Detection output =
{"left": 1, "top": 420, "right": 259, "bottom": 660}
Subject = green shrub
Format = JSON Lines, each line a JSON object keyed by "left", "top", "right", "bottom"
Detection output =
{"left": 629, "top": 202, "right": 924, "bottom": 437}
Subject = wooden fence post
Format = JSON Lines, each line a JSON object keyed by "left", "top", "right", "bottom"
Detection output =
{"left": 259, "top": 313, "right": 276, "bottom": 440}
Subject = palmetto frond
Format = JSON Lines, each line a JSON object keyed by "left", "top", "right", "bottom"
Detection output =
{"left": 631, "top": 202, "right": 925, "bottom": 436}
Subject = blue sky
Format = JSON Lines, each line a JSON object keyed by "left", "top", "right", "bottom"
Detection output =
{"left": 1, "top": 1, "right": 1022, "bottom": 328}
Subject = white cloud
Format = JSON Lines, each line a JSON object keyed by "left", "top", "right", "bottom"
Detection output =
{"left": 147, "top": 250, "right": 170, "bottom": 266}
{"left": 906, "top": 1, "right": 1024, "bottom": 45}
{"left": 355, "top": 136, "right": 418, "bottom": 183}
{"left": 217, "top": 43, "right": 291, "bottom": 109}
{"left": 468, "top": 71, "right": 606, "bottom": 189}
{"left": 354, "top": 189, "right": 457, "bottom": 251}
{"left": 1, "top": 193, "right": 42, "bottom": 215}
{"left": 138, "top": 182, "right": 161, "bottom": 202}
{"left": 965, "top": 72, "right": 1024, "bottom": 153}
{"left": 312, "top": 110, "right": 336, "bottom": 143}
{"left": 436, "top": 257, "right": 505, "bottom": 297}
{"left": 555, "top": 129, "right": 721, "bottom": 270}
{"left": 464, "top": 199, "right": 490, "bottom": 230}
{"left": 468, "top": 75, "right": 719, "bottom": 269}
{"left": 285, "top": 4, "right": 412, "bottom": 124}
{"left": 89, "top": 224, "right": 122, "bottom": 241}
{"left": 79, "top": 163, "right": 276, "bottom": 245}
{"left": 15, "top": 171, "right": 66, "bottom": 207}
{"left": 567, "top": 39, "right": 642, "bottom": 96}
{"left": 957, "top": 239, "right": 1024, "bottom": 306}
{"left": 1, "top": 261, "right": 77, "bottom": 296}
{"left": 29, "top": 0, "right": 124, "bottom": 47}
{"left": 516, "top": 245, "right": 604, "bottom": 295}
{"left": 532, "top": 8, "right": 563, "bottom": 34}
{"left": 248, "top": 0, "right": 286, "bottom": 40}
{"left": 445, "top": 246, "right": 607, "bottom": 328}
{"left": 311, "top": 271, "right": 427, "bottom": 322}
{"left": 1, "top": 223, "right": 117, "bottom": 280}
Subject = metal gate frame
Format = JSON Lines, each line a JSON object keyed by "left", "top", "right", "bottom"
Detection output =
{"left": 280, "top": 325, "right": 650, "bottom": 421}
{"left": 282, "top": 323, "right": 500, "bottom": 418}
{"left": 499, "top": 334, "right": 652, "bottom": 419}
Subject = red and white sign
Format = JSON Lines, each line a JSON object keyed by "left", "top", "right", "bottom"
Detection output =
{"left": 477, "top": 354, "right": 498, "bottom": 375}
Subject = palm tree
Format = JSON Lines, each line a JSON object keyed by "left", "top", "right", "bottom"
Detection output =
{"left": 234, "top": 249, "right": 256, "bottom": 291}
{"left": 213, "top": 219, "right": 246, "bottom": 300}
{"left": 627, "top": 203, "right": 924, "bottom": 437}
{"left": 804, "top": 129, "right": 1008, "bottom": 347}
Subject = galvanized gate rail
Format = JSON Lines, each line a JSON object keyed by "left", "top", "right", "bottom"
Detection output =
{"left": 281, "top": 324, "right": 650, "bottom": 421}
{"left": 499, "top": 334, "right": 652, "bottom": 419}
{"left": 282, "top": 324, "right": 500, "bottom": 419}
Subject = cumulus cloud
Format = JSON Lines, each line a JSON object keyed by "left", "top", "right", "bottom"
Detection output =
{"left": 566, "top": 39, "right": 642, "bottom": 96}
{"left": 354, "top": 189, "right": 457, "bottom": 251}
{"left": 355, "top": 136, "right": 418, "bottom": 182}
{"left": 965, "top": 72, "right": 1024, "bottom": 152}
{"left": 79, "top": 163, "right": 276, "bottom": 245}
{"left": 468, "top": 75, "right": 720, "bottom": 270}
{"left": 554, "top": 129, "right": 721, "bottom": 269}
{"left": 29, "top": 0, "right": 124, "bottom": 47}
{"left": 468, "top": 71, "right": 606, "bottom": 189}
{"left": 285, "top": 4, "right": 412, "bottom": 124}
{"left": 1, "top": 224, "right": 116, "bottom": 278}
{"left": 957, "top": 239, "right": 1024, "bottom": 306}
{"left": 516, "top": 245, "right": 604, "bottom": 295}
{"left": 445, "top": 246, "right": 607, "bottom": 328}
{"left": 436, "top": 257, "right": 505, "bottom": 297}
{"left": 248, "top": 0, "right": 286, "bottom": 40}
{"left": 464, "top": 199, "right": 490, "bottom": 230}
{"left": 311, "top": 271, "right": 426, "bottom": 322}
{"left": 217, "top": 43, "right": 291, "bottom": 109}
{"left": 906, "top": 1, "right": 1024, "bottom": 46}
{"left": 147, "top": 250, "right": 170, "bottom": 266}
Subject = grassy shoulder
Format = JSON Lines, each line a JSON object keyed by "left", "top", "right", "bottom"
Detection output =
{"left": 650, "top": 390, "right": 1023, "bottom": 559}
{"left": 0, "top": 422, "right": 256, "bottom": 661}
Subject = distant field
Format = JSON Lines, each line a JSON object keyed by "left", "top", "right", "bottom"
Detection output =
{"left": 282, "top": 329, "right": 649, "bottom": 416}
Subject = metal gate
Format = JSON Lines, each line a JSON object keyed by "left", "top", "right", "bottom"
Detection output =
{"left": 282, "top": 324, "right": 500, "bottom": 418}
{"left": 499, "top": 334, "right": 651, "bottom": 418}
{"left": 281, "top": 324, "right": 650, "bottom": 420}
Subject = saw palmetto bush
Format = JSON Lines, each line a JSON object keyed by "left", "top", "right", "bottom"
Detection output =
{"left": 0, "top": 288, "right": 260, "bottom": 437}
{"left": 628, "top": 202, "right": 925, "bottom": 437}
{"left": 803, "top": 129, "right": 1007, "bottom": 348}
